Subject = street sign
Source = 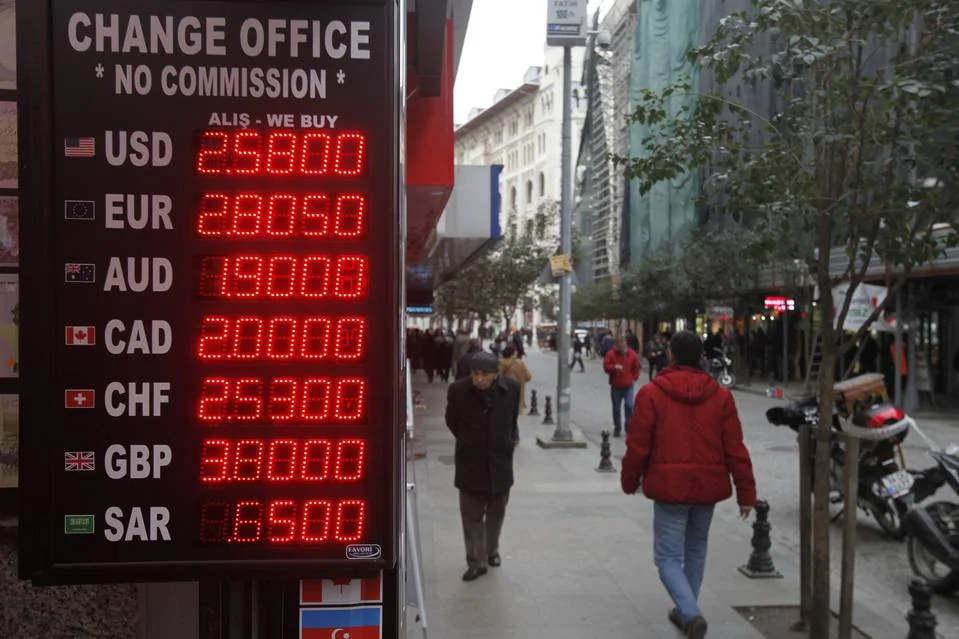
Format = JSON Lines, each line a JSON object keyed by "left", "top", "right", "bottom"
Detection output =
{"left": 18, "top": 0, "right": 401, "bottom": 583}
{"left": 546, "top": 0, "right": 588, "bottom": 47}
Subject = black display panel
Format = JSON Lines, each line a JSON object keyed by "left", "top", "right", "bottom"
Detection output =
{"left": 18, "top": 0, "right": 401, "bottom": 582}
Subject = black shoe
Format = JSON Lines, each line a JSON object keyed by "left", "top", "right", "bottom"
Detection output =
{"left": 685, "top": 615, "right": 707, "bottom": 639}
{"left": 461, "top": 567, "right": 488, "bottom": 582}
{"left": 668, "top": 609, "right": 684, "bottom": 631}
{"left": 488, "top": 554, "right": 501, "bottom": 567}
{"left": 613, "top": 429, "right": 622, "bottom": 437}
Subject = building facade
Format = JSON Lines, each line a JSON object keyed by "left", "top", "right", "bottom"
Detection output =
{"left": 454, "top": 46, "right": 586, "bottom": 231}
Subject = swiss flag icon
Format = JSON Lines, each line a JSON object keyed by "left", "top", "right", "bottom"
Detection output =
{"left": 64, "top": 389, "right": 95, "bottom": 409}
{"left": 65, "top": 326, "right": 96, "bottom": 346}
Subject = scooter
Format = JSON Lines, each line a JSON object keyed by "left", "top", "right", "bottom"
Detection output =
{"left": 705, "top": 347, "right": 736, "bottom": 389}
{"left": 766, "top": 397, "right": 914, "bottom": 539}
{"left": 901, "top": 423, "right": 959, "bottom": 594}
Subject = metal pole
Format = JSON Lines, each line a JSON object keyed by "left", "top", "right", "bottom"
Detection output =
{"left": 782, "top": 310, "right": 788, "bottom": 384}
{"left": 796, "top": 424, "right": 812, "bottom": 629}
{"left": 894, "top": 287, "right": 903, "bottom": 406}
{"left": 839, "top": 434, "right": 860, "bottom": 639}
{"left": 552, "top": 44, "right": 574, "bottom": 442}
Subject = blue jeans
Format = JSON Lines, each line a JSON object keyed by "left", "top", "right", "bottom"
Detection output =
{"left": 610, "top": 386, "right": 634, "bottom": 433}
{"left": 653, "top": 502, "right": 716, "bottom": 623}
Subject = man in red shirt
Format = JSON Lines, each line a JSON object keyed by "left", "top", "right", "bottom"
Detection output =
{"left": 602, "top": 336, "right": 641, "bottom": 437}
{"left": 621, "top": 331, "right": 756, "bottom": 639}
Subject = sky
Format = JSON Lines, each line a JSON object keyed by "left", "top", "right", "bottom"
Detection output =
{"left": 453, "top": 0, "right": 612, "bottom": 124}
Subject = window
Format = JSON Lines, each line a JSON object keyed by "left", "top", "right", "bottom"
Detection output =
{"left": 510, "top": 186, "right": 517, "bottom": 210}
{"left": 538, "top": 172, "right": 545, "bottom": 197}
{"left": 526, "top": 180, "right": 533, "bottom": 204}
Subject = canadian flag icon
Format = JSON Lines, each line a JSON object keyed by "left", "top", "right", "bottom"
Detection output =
{"left": 300, "top": 574, "right": 382, "bottom": 605}
{"left": 65, "top": 326, "right": 96, "bottom": 346}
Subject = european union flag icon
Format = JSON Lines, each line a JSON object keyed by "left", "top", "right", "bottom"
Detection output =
{"left": 64, "top": 200, "right": 95, "bottom": 221}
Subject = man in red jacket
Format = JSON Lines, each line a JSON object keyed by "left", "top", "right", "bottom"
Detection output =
{"left": 602, "top": 336, "right": 642, "bottom": 437}
{"left": 621, "top": 331, "right": 756, "bottom": 639}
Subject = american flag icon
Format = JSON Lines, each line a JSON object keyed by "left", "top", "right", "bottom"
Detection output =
{"left": 64, "top": 451, "right": 95, "bottom": 472}
{"left": 64, "top": 137, "right": 96, "bottom": 158}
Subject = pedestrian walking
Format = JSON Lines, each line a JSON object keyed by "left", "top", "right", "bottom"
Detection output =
{"left": 569, "top": 333, "right": 586, "bottom": 372}
{"left": 603, "top": 336, "right": 641, "bottom": 437}
{"left": 620, "top": 331, "right": 757, "bottom": 639}
{"left": 646, "top": 333, "right": 667, "bottom": 379}
{"left": 444, "top": 351, "right": 521, "bottom": 582}
{"left": 499, "top": 345, "right": 533, "bottom": 419}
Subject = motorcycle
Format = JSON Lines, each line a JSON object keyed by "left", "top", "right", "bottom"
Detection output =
{"left": 901, "top": 425, "right": 959, "bottom": 594}
{"left": 704, "top": 347, "right": 736, "bottom": 389}
{"left": 766, "top": 396, "right": 914, "bottom": 539}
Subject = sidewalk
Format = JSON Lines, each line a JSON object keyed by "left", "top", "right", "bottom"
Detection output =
{"left": 407, "top": 376, "right": 798, "bottom": 639}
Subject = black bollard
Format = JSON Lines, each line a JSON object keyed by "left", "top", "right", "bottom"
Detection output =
{"left": 906, "top": 579, "right": 937, "bottom": 639}
{"left": 596, "top": 431, "right": 615, "bottom": 472}
{"left": 737, "top": 500, "right": 783, "bottom": 579}
{"left": 528, "top": 389, "right": 539, "bottom": 416}
{"left": 542, "top": 396, "right": 554, "bottom": 425}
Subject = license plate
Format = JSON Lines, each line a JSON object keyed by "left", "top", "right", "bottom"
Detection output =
{"left": 881, "top": 469, "right": 915, "bottom": 498}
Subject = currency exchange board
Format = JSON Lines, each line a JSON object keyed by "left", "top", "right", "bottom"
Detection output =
{"left": 18, "top": 0, "right": 401, "bottom": 582}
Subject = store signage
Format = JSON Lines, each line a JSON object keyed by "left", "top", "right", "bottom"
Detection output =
{"left": 19, "top": 0, "right": 400, "bottom": 582}
{"left": 764, "top": 296, "right": 796, "bottom": 311}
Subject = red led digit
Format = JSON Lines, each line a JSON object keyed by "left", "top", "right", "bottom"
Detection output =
{"left": 198, "top": 377, "right": 231, "bottom": 421}
{"left": 334, "top": 378, "right": 366, "bottom": 422}
{"left": 300, "top": 439, "right": 331, "bottom": 482}
{"left": 300, "top": 317, "right": 332, "bottom": 359}
{"left": 334, "top": 500, "right": 367, "bottom": 542}
{"left": 301, "top": 194, "right": 331, "bottom": 237}
{"left": 200, "top": 439, "right": 231, "bottom": 482}
{"left": 301, "top": 500, "right": 332, "bottom": 542}
{"left": 197, "top": 193, "right": 230, "bottom": 236}
{"left": 300, "top": 257, "right": 332, "bottom": 298}
{"left": 301, "top": 378, "right": 332, "bottom": 421}
{"left": 232, "top": 439, "right": 264, "bottom": 481}
{"left": 333, "top": 439, "right": 367, "bottom": 482}
{"left": 232, "top": 194, "right": 263, "bottom": 236}
{"left": 232, "top": 131, "right": 261, "bottom": 175}
{"left": 334, "top": 317, "right": 366, "bottom": 360}
{"left": 333, "top": 194, "right": 366, "bottom": 238}
{"left": 198, "top": 256, "right": 229, "bottom": 298}
{"left": 300, "top": 132, "right": 331, "bottom": 174}
{"left": 233, "top": 378, "right": 264, "bottom": 421}
{"left": 267, "top": 500, "right": 297, "bottom": 543}
{"left": 197, "top": 315, "right": 230, "bottom": 359}
{"left": 231, "top": 500, "right": 263, "bottom": 543}
{"left": 333, "top": 132, "right": 367, "bottom": 176}
{"left": 266, "top": 256, "right": 297, "bottom": 298}
{"left": 199, "top": 502, "right": 230, "bottom": 542}
{"left": 265, "top": 132, "right": 298, "bottom": 174}
{"left": 266, "top": 194, "right": 297, "bottom": 237}
{"left": 334, "top": 256, "right": 368, "bottom": 299}
{"left": 196, "top": 131, "right": 229, "bottom": 174}
{"left": 266, "top": 317, "right": 297, "bottom": 359}
{"left": 266, "top": 440, "right": 297, "bottom": 481}
{"left": 233, "top": 316, "right": 264, "bottom": 359}
{"left": 268, "top": 378, "right": 298, "bottom": 421}
{"left": 232, "top": 256, "right": 263, "bottom": 298}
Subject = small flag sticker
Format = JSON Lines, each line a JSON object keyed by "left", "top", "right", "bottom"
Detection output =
{"left": 300, "top": 575, "right": 383, "bottom": 605}
{"left": 64, "top": 451, "right": 95, "bottom": 472}
{"left": 64, "top": 389, "right": 95, "bottom": 409}
{"left": 64, "top": 200, "right": 95, "bottom": 221}
{"left": 65, "top": 326, "right": 96, "bottom": 346}
{"left": 64, "top": 137, "right": 95, "bottom": 158}
{"left": 64, "top": 262, "right": 95, "bottom": 283}
{"left": 64, "top": 514, "right": 95, "bottom": 534}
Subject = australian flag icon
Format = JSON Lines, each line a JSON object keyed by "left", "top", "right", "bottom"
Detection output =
{"left": 64, "top": 262, "right": 96, "bottom": 283}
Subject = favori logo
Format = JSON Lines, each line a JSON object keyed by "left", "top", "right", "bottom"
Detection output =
{"left": 346, "top": 544, "right": 382, "bottom": 560}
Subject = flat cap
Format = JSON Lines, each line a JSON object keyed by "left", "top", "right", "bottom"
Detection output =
{"left": 469, "top": 351, "right": 499, "bottom": 373}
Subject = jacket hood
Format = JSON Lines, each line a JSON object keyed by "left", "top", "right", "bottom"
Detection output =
{"left": 651, "top": 366, "right": 720, "bottom": 405}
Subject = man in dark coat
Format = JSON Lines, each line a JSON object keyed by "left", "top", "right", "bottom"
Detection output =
{"left": 445, "top": 351, "right": 520, "bottom": 581}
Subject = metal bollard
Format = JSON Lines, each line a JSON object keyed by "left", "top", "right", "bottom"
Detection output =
{"left": 528, "top": 389, "right": 539, "bottom": 416}
{"left": 738, "top": 500, "right": 783, "bottom": 579}
{"left": 906, "top": 579, "right": 937, "bottom": 639}
{"left": 596, "top": 431, "right": 615, "bottom": 473}
{"left": 541, "top": 396, "right": 554, "bottom": 425}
